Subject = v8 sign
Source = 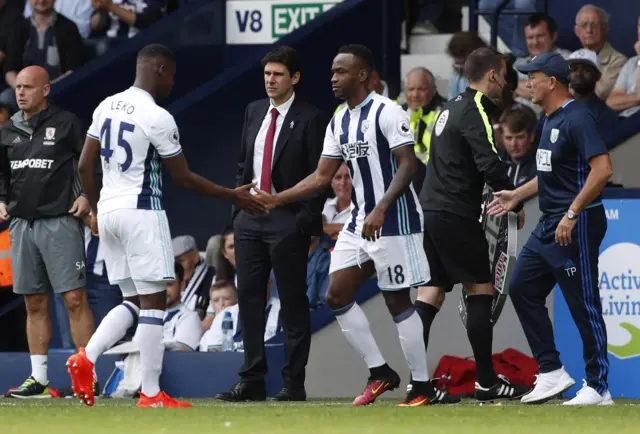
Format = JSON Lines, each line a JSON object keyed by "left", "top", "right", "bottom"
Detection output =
{"left": 226, "top": 0, "right": 342, "bottom": 44}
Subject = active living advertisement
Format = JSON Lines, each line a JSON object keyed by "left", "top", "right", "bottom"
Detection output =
{"left": 555, "top": 198, "right": 640, "bottom": 398}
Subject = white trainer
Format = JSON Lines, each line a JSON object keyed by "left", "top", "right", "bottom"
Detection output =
{"left": 562, "top": 380, "right": 614, "bottom": 406}
{"left": 521, "top": 367, "right": 576, "bottom": 404}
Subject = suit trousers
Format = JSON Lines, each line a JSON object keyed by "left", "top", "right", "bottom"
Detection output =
{"left": 234, "top": 207, "right": 311, "bottom": 387}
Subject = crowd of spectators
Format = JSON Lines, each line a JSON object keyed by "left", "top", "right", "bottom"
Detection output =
{"left": 0, "top": 0, "right": 171, "bottom": 111}
{"left": 403, "top": 4, "right": 640, "bottom": 201}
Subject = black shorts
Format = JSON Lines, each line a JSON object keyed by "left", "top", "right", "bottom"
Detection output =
{"left": 422, "top": 211, "right": 491, "bottom": 291}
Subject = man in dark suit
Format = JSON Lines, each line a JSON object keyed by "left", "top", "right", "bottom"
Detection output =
{"left": 216, "top": 46, "right": 329, "bottom": 402}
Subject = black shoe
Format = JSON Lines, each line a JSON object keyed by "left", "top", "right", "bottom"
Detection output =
{"left": 8, "top": 376, "right": 50, "bottom": 399}
{"left": 215, "top": 381, "right": 267, "bottom": 402}
{"left": 475, "top": 374, "right": 532, "bottom": 402}
{"left": 426, "top": 379, "right": 461, "bottom": 404}
{"left": 407, "top": 375, "right": 461, "bottom": 404}
{"left": 272, "top": 385, "right": 307, "bottom": 402}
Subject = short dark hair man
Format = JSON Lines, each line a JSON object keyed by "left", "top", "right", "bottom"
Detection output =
{"left": 253, "top": 44, "right": 438, "bottom": 406}
{"left": 499, "top": 106, "right": 538, "bottom": 188}
{"left": 514, "top": 13, "right": 571, "bottom": 107}
{"left": 216, "top": 45, "right": 329, "bottom": 403}
{"left": 491, "top": 51, "right": 614, "bottom": 406}
{"left": 67, "top": 43, "right": 265, "bottom": 409}
{"left": 0, "top": 65, "right": 95, "bottom": 398}
{"left": 567, "top": 49, "right": 618, "bottom": 136}
{"left": 417, "top": 47, "right": 531, "bottom": 403}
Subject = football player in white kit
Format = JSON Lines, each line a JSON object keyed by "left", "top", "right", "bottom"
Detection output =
{"left": 67, "top": 44, "right": 266, "bottom": 408}
{"left": 256, "top": 45, "right": 435, "bottom": 407}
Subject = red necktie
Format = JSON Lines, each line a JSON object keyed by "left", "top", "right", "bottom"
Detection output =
{"left": 260, "top": 108, "right": 279, "bottom": 192}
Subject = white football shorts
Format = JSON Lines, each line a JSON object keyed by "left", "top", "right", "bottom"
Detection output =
{"left": 98, "top": 209, "right": 175, "bottom": 288}
{"left": 329, "top": 230, "right": 431, "bottom": 290}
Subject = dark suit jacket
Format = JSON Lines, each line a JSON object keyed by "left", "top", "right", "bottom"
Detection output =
{"left": 235, "top": 96, "right": 330, "bottom": 236}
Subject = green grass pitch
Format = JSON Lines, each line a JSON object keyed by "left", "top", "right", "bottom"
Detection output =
{"left": 1, "top": 398, "right": 640, "bottom": 434}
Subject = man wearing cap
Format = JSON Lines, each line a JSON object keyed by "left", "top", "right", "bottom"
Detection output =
{"left": 488, "top": 52, "right": 614, "bottom": 406}
{"left": 173, "top": 235, "right": 215, "bottom": 319}
{"left": 567, "top": 49, "right": 618, "bottom": 136}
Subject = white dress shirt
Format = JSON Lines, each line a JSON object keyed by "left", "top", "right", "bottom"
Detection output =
{"left": 322, "top": 197, "right": 352, "bottom": 225}
{"left": 252, "top": 93, "right": 295, "bottom": 194}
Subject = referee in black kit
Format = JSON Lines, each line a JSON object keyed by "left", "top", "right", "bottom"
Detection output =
{"left": 489, "top": 52, "right": 614, "bottom": 406}
{"left": 416, "top": 47, "right": 531, "bottom": 402}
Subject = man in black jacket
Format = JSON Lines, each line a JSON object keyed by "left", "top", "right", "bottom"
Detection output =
{"left": 499, "top": 105, "right": 539, "bottom": 188}
{"left": 0, "top": 0, "right": 84, "bottom": 108}
{"left": 416, "top": 47, "right": 530, "bottom": 402}
{"left": 216, "top": 46, "right": 328, "bottom": 402}
{"left": 0, "top": 65, "right": 94, "bottom": 398}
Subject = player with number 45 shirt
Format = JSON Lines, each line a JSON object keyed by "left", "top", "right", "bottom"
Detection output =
{"left": 67, "top": 44, "right": 266, "bottom": 409}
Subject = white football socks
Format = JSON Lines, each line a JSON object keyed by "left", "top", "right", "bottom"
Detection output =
{"left": 394, "top": 309, "right": 429, "bottom": 382}
{"left": 30, "top": 355, "right": 48, "bottom": 384}
{"left": 136, "top": 309, "right": 165, "bottom": 398}
{"left": 85, "top": 301, "right": 140, "bottom": 364}
{"left": 334, "top": 302, "right": 386, "bottom": 369}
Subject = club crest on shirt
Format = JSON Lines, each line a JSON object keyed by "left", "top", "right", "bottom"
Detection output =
{"left": 361, "top": 119, "right": 370, "bottom": 134}
{"left": 550, "top": 128, "right": 559, "bottom": 143}
{"left": 43, "top": 128, "right": 56, "bottom": 146}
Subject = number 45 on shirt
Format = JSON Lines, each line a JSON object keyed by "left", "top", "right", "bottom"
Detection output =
{"left": 100, "top": 118, "right": 135, "bottom": 172}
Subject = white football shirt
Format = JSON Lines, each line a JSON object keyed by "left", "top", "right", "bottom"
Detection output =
{"left": 321, "top": 92, "right": 423, "bottom": 237}
{"left": 163, "top": 305, "right": 203, "bottom": 351}
{"left": 87, "top": 87, "right": 182, "bottom": 215}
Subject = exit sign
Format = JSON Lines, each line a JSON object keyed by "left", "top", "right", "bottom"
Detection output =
{"left": 226, "top": 0, "right": 344, "bottom": 45}
{"left": 272, "top": 3, "right": 340, "bottom": 38}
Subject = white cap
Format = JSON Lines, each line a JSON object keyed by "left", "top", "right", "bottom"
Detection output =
{"left": 568, "top": 49, "right": 601, "bottom": 72}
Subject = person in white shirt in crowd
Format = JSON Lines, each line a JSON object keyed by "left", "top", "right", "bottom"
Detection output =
{"left": 162, "top": 263, "right": 202, "bottom": 352}
{"left": 606, "top": 16, "right": 640, "bottom": 118}
{"left": 202, "top": 279, "right": 238, "bottom": 331}
{"left": 322, "top": 162, "right": 352, "bottom": 241}
{"left": 514, "top": 13, "right": 571, "bottom": 112}
{"left": 172, "top": 235, "right": 215, "bottom": 318}
{"left": 24, "top": 0, "right": 94, "bottom": 38}
{"left": 200, "top": 284, "right": 281, "bottom": 352}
